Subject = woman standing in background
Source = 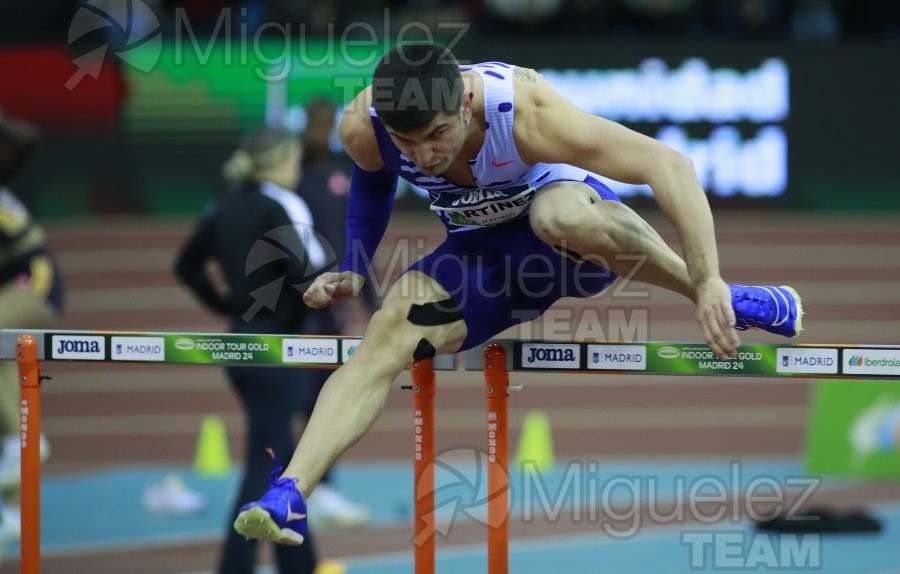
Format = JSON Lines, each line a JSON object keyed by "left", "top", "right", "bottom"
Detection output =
{"left": 175, "top": 126, "right": 340, "bottom": 574}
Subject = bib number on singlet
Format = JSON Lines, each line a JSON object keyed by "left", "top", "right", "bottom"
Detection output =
{"left": 430, "top": 184, "right": 536, "bottom": 228}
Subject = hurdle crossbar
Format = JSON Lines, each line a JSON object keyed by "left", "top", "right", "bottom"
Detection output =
{"left": 3, "top": 329, "right": 897, "bottom": 379}
{"left": 0, "top": 329, "right": 900, "bottom": 379}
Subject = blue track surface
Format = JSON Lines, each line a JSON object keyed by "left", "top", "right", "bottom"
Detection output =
{"left": 9, "top": 458, "right": 900, "bottom": 573}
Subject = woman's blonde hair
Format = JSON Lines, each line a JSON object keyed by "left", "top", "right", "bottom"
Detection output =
{"left": 223, "top": 126, "right": 298, "bottom": 184}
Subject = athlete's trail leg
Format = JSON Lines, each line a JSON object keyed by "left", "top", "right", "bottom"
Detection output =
{"left": 283, "top": 271, "right": 466, "bottom": 497}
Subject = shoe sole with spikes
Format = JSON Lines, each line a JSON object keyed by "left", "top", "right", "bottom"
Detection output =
{"left": 234, "top": 506, "right": 305, "bottom": 545}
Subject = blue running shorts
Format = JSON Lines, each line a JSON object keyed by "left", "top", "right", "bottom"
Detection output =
{"left": 406, "top": 176, "right": 621, "bottom": 351}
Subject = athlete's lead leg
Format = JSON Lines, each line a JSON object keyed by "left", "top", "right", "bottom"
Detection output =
{"left": 529, "top": 181, "right": 803, "bottom": 338}
{"left": 530, "top": 181, "right": 696, "bottom": 300}
{"left": 234, "top": 271, "right": 467, "bottom": 545}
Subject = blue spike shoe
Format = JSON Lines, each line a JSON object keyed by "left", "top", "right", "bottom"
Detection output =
{"left": 233, "top": 449, "right": 308, "bottom": 545}
{"left": 730, "top": 285, "right": 804, "bottom": 338}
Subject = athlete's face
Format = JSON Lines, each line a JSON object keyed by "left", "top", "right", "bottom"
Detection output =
{"left": 387, "top": 111, "right": 468, "bottom": 176}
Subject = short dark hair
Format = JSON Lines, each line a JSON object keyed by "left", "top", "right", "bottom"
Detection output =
{"left": 371, "top": 43, "right": 464, "bottom": 133}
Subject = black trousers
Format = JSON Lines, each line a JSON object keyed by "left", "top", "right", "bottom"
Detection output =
{"left": 218, "top": 308, "right": 347, "bottom": 573}
{"left": 218, "top": 317, "right": 319, "bottom": 574}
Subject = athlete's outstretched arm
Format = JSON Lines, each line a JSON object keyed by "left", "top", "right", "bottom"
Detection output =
{"left": 512, "top": 67, "right": 739, "bottom": 357}
{"left": 303, "top": 88, "right": 397, "bottom": 309}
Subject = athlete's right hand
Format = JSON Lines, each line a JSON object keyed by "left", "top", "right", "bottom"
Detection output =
{"left": 303, "top": 271, "right": 365, "bottom": 309}
{"left": 694, "top": 277, "right": 740, "bottom": 360}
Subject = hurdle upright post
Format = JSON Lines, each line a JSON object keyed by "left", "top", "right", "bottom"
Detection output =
{"left": 411, "top": 357, "right": 436, "bottom": 574}
{"left": 483, "top": 344, "right": 509, "bottom": 574}
{"left": 16, "top": 334, "right": 42, "bottom": 574}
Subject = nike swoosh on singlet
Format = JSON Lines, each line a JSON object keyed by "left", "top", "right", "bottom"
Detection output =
{"left": 491, "top": 160, "right": 514, "bottom": 167}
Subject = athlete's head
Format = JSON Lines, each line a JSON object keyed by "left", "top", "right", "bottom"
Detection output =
{"left": 223, "top": 126, "right": 303, "bottom": 189}
{"left": 372, "top": 42, "right": 471, "bottom": 175}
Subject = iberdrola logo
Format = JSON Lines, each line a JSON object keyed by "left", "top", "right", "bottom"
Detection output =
{"left": 848, "top": 355, "right": 864, "bottom": 367}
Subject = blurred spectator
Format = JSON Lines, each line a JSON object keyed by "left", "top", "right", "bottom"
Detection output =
{"left": 175, "top": 126, "right": 324, "bottom": 574}
{"left": 395, "top": 0, "right": 469, "bottom": 37}
{"left": 0, "top": 110, "right": 64, "bottom": 552}
{"left": 703, "top": 0, "right": 788, "bottom": 37}
{"left": 483, "top": 0, "right": 565, "bottom": 31}
{"left": 791, "top": 0, "right": 839, "bottom": 43}
{"left": 618, "top": 0, "right": 702, "bottom": 35}
{"left": 566, "top": 0, "right": 617, "bottom": 33}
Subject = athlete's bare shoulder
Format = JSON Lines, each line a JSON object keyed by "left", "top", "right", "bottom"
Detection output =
{"left": 339, "top": 86, "right": 384, "bottom": 171}
{"left": 511, "top": 66, "right": 555, "bottom": 114}
{"left": 511, "top": 66, "right": 558, "bottom": 163}
{"left": 512, "top": 66, "right": 540, "bottom": 87}
{"left": 509, "top": 62, "right": 672, "bottom": 176}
